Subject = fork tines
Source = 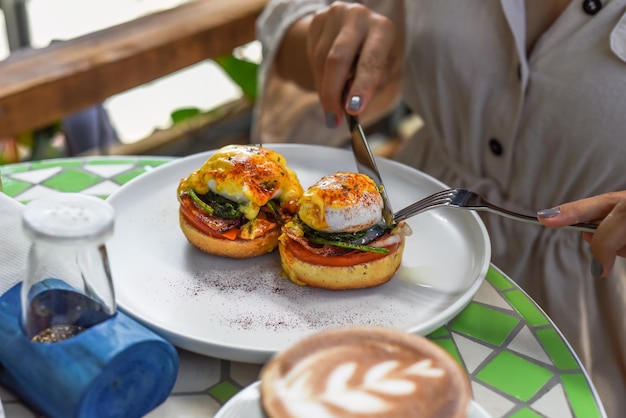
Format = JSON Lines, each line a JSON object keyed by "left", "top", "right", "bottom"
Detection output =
{"left": 393, "top": 189, "right": 457, "bottom": 223}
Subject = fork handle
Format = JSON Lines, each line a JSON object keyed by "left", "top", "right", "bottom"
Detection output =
{"left": 479, "top": 207, "right": 598, "bottom": 234}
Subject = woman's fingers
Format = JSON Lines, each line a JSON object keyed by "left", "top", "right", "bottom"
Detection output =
{"left": 537, "top": 191, "right": 626, "bottom": 227}
{"left": 308, "top": 4, "right": 355, "bottom": 124}
{"left": 308, "top": 6, "right": 341, "bottom": 93}
{"left": 345, "top": 14, "right": 396, "bottom": 116}
{"left": 537, "top": 191, "right": 626, "bottom": 277}
{"left": 588, "top": 198, "right": 626, "bottom": 277}
{"left": 306, "top": 2, "right": 397, "bottom": 125}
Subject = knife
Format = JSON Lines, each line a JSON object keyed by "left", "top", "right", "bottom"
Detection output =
{"left": 345, "top": 112, "right": 394, "bottom": 227}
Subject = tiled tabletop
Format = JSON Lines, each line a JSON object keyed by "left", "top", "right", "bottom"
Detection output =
{"left": 0, "top": 156, "right": 607, "bottom": 418}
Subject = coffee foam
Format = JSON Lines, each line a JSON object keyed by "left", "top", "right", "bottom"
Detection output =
{"left": 260, "top": 327, "right": 471, "bottom": 418}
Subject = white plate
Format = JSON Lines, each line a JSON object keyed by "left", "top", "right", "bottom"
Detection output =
{"left": 214, "top": 381, "right": 492, "bottom": 418}
{"left": 106, "top": 144, "right": 490, "bottom": 363}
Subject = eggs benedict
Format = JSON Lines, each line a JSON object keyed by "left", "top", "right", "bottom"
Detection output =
{"left": 177, "top": 144, "right": 303, "bottom": 258}
{"left": 278, "top": 172, "right": 411, "bottom": 289}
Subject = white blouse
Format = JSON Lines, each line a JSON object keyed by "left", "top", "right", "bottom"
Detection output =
{"left": 254, "top": 1, "right": 626, "bottom": 415}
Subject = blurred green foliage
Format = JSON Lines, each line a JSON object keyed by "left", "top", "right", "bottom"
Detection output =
{"left": 170, "top": 107, "right": 202, "bottom": 125}
{"left": 214, "top": 54, "right": 258, "bottom": 102}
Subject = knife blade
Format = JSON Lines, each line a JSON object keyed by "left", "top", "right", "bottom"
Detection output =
{"left": 345, "top": 112, "right": 394, "bottom": 227}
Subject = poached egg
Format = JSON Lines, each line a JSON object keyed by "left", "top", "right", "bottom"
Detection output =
{"left": 178, "top": 144, "right": 303, "bottom": 220}
{"left": 298, "top": 172, "right": 383, "bottom": 233}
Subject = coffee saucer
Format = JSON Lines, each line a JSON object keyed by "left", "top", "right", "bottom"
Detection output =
{"left": 215, "top": 381, "right": 492, "bottom": 418}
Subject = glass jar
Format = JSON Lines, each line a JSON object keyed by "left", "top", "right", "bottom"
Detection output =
{"left": 21, "top": 193, "right": 116, "bottom": 343}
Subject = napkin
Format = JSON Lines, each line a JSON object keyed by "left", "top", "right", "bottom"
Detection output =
{"left": 0, "top": 192, "right": 29, "bottom": 295}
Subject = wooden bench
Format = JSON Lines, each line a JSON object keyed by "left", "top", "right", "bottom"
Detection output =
{"left": 0, "top": 0, "right": 267, "bottom": 139}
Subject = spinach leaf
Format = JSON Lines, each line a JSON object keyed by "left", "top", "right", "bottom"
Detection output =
{"left": 205, "top": 190, "right": 241, "bottom": 219}
{"left": 300, "top": 220, "right": 387, "bottom": 244}
{"left": 307, "top": 236, "right": 389, "bottom": 254}
{"left": 189, "top": 189, "right": 241, "bottom": 219}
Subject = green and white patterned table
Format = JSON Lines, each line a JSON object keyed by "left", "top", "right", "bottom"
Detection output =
{"left": 0, "top": 156, "right": 607, "bottom": 418}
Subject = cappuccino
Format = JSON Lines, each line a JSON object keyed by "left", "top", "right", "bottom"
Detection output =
{"left": 260, "top": 327, "right": 472, "bottom": 418}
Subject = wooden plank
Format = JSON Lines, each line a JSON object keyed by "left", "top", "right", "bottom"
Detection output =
{"left": 0, "top": 0, "right": 267, "bottom": 137}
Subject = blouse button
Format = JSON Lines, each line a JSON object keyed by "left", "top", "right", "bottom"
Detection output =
{"left": 582, "top": 0, "right": 602, "bottom": 15}
{"left": 489, "top": 138, "right": 503, "bottom": 156}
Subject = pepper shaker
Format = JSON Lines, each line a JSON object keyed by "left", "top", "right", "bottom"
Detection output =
{"left": 0, "top": 193, "right": 179, "bottom": 418}
{"left": 20, "top": 193, "right": 117, "bottom": 342}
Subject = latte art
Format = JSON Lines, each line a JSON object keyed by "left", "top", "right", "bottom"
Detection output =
{"left": 273, "top": 356, "right": 445, "bottom": 416}
{"left": 261, "top": 327, "right": 471, "bottom": 418}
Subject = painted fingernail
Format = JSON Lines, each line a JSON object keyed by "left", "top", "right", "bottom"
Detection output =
{"left": 347, "top": 95, "right": 362, "bottom": 111}
{"left": 537, "top": 207, "right": 561, "bottom": 218}
{"left": 591, "top": 257, "right": 603, "bottom": 278}
{"left": 325, "top": 112, "right": 337, "bottom": 128}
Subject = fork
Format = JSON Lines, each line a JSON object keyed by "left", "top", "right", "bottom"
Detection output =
{"left": 393, "top": 188, "right": 598, "bottom": 233}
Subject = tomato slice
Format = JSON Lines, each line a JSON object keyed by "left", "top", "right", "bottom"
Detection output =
{"left": 179, "top": 194, "right": 279, "bottom": 241}
{"left": 179, "top": 200, "right": 239, "bottom": 240}
{"left": 283, "top": 236, "right": 399, "bottom": 267}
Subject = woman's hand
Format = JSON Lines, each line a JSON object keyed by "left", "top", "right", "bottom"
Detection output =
{"left": 275, "top": 2, "right": 403, "bottom": 127}
{"left": 537, "top": 191, "right": 626, "bottom": 277}
{"left": 308, "top": 2, "right": 399, "bottom": 124}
